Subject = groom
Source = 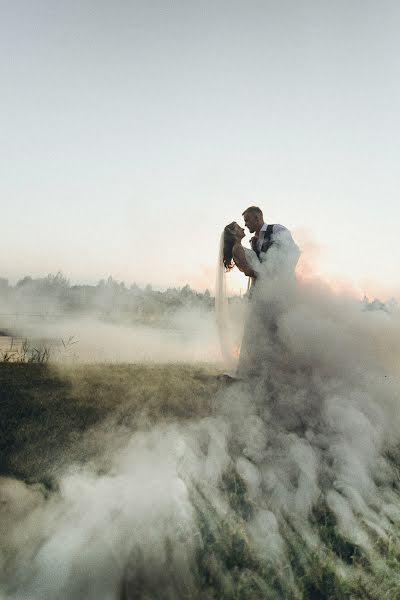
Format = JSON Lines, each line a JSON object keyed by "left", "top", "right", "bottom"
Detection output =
{"left": 242, "top": 205, "right": 299, "bottom": 279}
{"left": 235, "top": 206, "right": 299, "bottom": 379}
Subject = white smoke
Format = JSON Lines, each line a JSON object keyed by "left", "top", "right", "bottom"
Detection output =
{"left": 1, "top": 273, "right": 400, "bottom": 598}
{"left": 0, "top": 309, "right": 224, "bottom": 364}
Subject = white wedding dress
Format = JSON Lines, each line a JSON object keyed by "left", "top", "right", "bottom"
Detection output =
{"left": 215, "top": 245, "right": 262, "bottom": 374}
{"left": 236, "top": 247, "right": 265, "bottom": 377}
{"left": 243, "top": 247, "right": 262, "bottom": 276}
{"left": 216, "top": 235, "right": 299, "bottom": 378}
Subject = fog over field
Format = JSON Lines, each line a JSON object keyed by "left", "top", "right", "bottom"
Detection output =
{"left": 0, "top": 274, "right": 239, "bottom": 364}
{"left": 1, "top": 273, "right": 400, "bottom": 599}
{"left": 2, "top": 313, "right": 221, "bottom": 364}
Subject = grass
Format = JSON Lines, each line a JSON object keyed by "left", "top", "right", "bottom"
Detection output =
{"left": 0, "top": 338, "right": 51, "bottom": 363}
{"left": 0, "top": 362, "right": 221, "bottom": 483}
{"left": 2, "top": 363, "right": 400, "bottom": 599}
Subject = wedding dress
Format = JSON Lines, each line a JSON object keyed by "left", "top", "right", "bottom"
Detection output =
{"left": 236, "top": 248, "right": 265, "bottom": 378}
{"left": 243, "top": 247, "right": 262, "bottom": 277}
{"left": 215, "top": 244, "right": 261, "bottom": 375}
{"left": 216, "top": 236, "right": 298, "bottom": 378}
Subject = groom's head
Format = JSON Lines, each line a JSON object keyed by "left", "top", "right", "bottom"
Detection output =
{"left": 242, "top": 206, "right": 264, "bottom": 234}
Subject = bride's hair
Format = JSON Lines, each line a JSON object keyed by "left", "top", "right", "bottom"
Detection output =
{"left": 223, "top": 222, "right": 237, "bottom": 271}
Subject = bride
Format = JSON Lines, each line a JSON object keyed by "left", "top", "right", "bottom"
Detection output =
{"left": 222, "top": 222, "right": 261, "bottom": 281}
{"left": 216, "top": 221, "right": 262, "bottom": 378}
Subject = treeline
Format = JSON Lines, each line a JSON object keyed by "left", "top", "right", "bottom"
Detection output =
{"left": 0, "top": 273, "right": 216, "bottom": 324}
{"left": 0, "top": 273, "right": 395, "bottom": 324}
{"left": 362, "top": 296, "right": 398, "bottom": 312}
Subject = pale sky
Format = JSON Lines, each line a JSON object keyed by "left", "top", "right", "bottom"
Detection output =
{"left": 1, "top": 1, "right": 399, "bottom": 297}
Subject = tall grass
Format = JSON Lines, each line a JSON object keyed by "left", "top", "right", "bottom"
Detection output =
{"left": 0, "top": 338, "right": 50, "bottom": 363}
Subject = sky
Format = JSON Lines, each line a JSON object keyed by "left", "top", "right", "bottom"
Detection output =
{"left": 1, "top": 0, "right": 399, "bottom": 298}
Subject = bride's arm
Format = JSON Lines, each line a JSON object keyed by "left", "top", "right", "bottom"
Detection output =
{"left": 233, "top": 243, "right": 258, "bottom": 278}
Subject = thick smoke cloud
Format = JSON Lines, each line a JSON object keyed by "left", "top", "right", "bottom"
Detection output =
{"left": 12, "top": 311, "right": 221, "bottom": 364}
{"left": 0, "top": 276, "right": 233, "bottom": 364}
{"left": 1, "top": 273, "right": 400, "bottom": 598}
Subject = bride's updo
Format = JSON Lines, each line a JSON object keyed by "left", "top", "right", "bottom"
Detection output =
{"left": 223, "top": 222, "right": 237, "bottom": 271}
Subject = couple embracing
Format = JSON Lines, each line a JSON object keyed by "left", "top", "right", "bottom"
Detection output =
{"left": 217, "top": 206, "right": 300, "bottom": 379}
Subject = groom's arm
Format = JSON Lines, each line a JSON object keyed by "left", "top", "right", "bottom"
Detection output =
{"left": 233, "top": 245, "right": 258, "bottom": 278}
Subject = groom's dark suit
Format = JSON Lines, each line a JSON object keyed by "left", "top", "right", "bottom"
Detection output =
{"left": 250, "top": 224, "right": 275, "bottom": 258}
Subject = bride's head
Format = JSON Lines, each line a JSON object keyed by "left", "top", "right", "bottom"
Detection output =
{"left": 223, "top": 222, "right": 245, "bottom": 271}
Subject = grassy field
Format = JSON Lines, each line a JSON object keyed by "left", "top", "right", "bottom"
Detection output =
{"left": 2, "top": 363, "right": 400, "bottom": 599}
{"left": 0, "top": 363, "right": 221, "bottom": 483}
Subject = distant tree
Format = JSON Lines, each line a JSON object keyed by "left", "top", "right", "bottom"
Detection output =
{"left": 34, "top": 272, "right": 70, "bottom": 297}
{"left": 45, "top": 272, "right": 70, "bottom": 288}
{"left": 181, "top": 284, "right": 192, "bottom": 298}
{"left": 363, "top": 297, "right": 387, "bottom": 312}
{"left": 130, "top": 283, "right": 140, "bottom": 293}
{"left": 16, "top": 276, "right": 33, "bottom": 287}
